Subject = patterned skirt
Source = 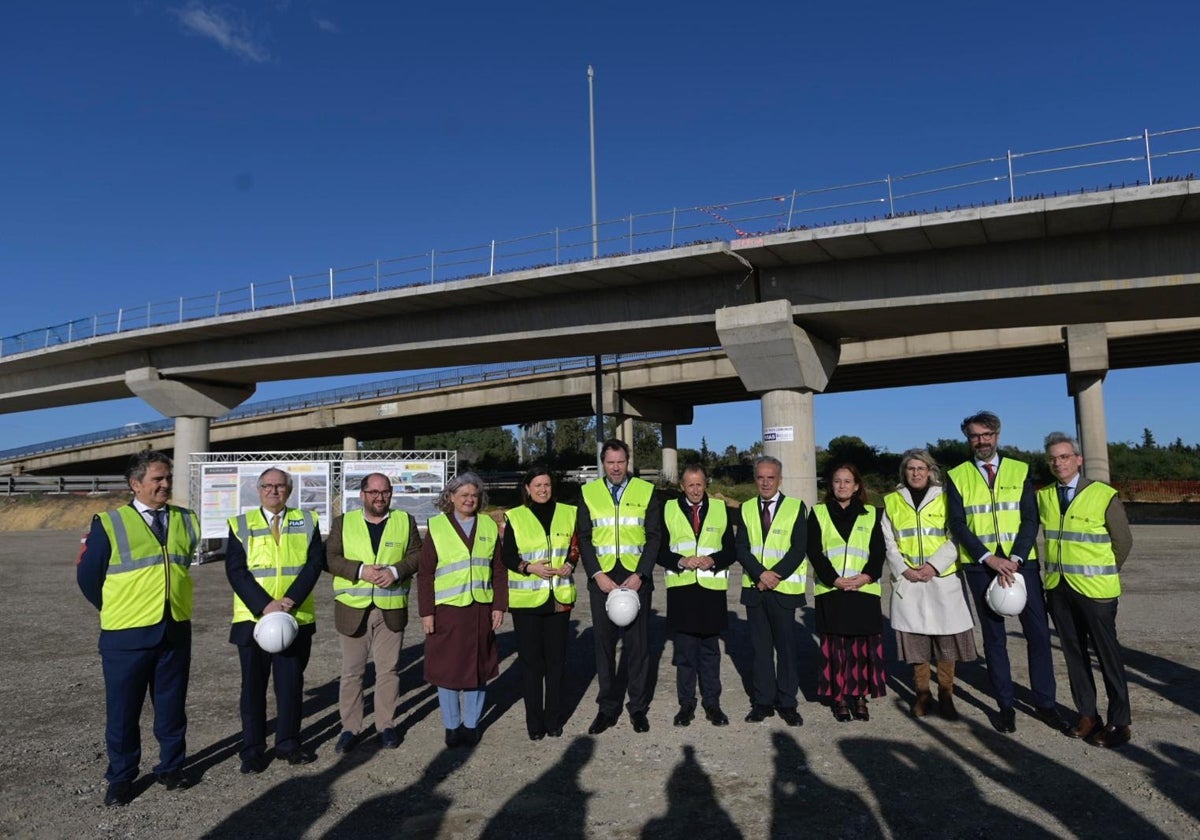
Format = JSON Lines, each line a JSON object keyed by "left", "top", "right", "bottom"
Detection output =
{"left": 818, "top": 633, "right": 888, "bottom": 702}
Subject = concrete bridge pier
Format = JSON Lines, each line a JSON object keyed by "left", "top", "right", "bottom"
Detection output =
{"left": 1065, "top": 324, "right": 1111, "bottom": 483}
{"left": 716, "top": 300, "right": 839, "bottom": 505}
{"left": 125, "top": 367, "right": 255, "bottom": 507}
{"left": 604, "top": 390, "right": 692, "bottom": 485}
{"left": 620, "top": 417, "right": 635, "bottom": 472}
{"left": 661, "top": 423, "right": 678, "bottom": 486}
{"left": 343, "top": 435, "right": 359, "bottom": 454}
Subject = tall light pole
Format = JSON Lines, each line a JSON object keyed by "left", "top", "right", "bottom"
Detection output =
{"left": 589, "top": 65, "right": 603, "bottom": 465}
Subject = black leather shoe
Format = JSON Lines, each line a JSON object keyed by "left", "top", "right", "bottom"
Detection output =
{"left": 588, "top": 713, "right": 617, "bottom": 735}
{"left": 1087, "top": 723, "right": 1131, "bottom": 748}
{"left": 156, "top": 770, "right": 191, "bottom": 791}
{"left": 745, "top": 705, "right": 776, "bottom": 723}
{"left": 334, "top": 731, "right": 356, "bottom": 754}
{"left": 851, "top": 698, "right": 870, "bottom": 722}
{"left": 380, "top": 727, "right": 401, "bottom": 749}
{"left": 546, "top": 726, "right": 563, "bottom": 738}
{"left": 673, "top": 704, "right": 696, "bottom": 727}
{"left": 704, "top": 706, "right": 729, "bottom": 726}
{"left": 832, "top": 703, "right": 852, "bottom": 723}
{"left": 282, "top": 747, "right": 317, "bottom": 766}
{"left": 778, "top": 707, "right": 803, "bottom": 727}
{"left": 528, "top": 730, "right": 546, "bottom": 741}
{"left": 445, "top": 727, "right": 461, "bottom": 748}
{"left": 630, "top": 711, "right": 650, "bottom": 733}
{"left": 104, "top": 781, "right": 133, "bottom": 807}
{"left": 240, "top": 755, "right": 268, "bottom": 774}
{"left": 994, "top": 707, "right": 1017, "bottom": 733}
{"left": 1036, "top": 706, "right": 1068, "bottom": 733}
{"left": 460, "top": 726, "right": 480, "bottom": 747}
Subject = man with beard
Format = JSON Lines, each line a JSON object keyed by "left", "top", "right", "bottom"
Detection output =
{"left": 946, "top": 411, "right": 1065, "bottom": 734}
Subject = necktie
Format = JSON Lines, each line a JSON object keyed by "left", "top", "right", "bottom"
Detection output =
{"left": 150, "top": 509, "right": 167, "bottom": 545}
{"left": 982, "top": 462, "right": 996, "bottom": 488}
{"left": 691, "top": 503, "right": 702, "bottom": 535}
{"left": 1059, "top": 485, "right": 1073, "bottom": 508}
{"left": 761, "top": 499, "right": 773, "bottom": 532}
{"left": 611, "top": 484, "right": 620, "bottom": 505}
{"left": 270, "top": 513, "right": 282, "bottom": 544}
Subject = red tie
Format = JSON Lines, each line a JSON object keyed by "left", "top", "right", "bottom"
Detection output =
{"left": 983, "top": 463, "right": 996, "bottom": 488}
{"left": 692, "top": 503, "right": 702, "bottom": 535}
{"left": 761, "top": 499, "right": 773, "bottom": 532}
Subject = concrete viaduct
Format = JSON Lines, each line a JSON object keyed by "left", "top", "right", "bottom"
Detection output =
{"left": 2, "top": 182, "right": 1198, "bottom": 505}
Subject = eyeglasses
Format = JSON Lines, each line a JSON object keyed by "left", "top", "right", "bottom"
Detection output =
{"left": 967, "top": 431, "right": 997, "bottom": 442}
{"left": 259, "top": 483, "right": 289, "bottom": 492}
{"left": 362, "top": 490, "right": 393, "bottom": 498}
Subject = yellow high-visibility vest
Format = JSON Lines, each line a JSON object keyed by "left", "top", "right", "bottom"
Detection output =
{"left": 428, "top": 513, "right": 497, "bottom": 607}
{"left": 947, "top": 459, "right": 1038, "bottom": 564}
{"left": 740, "top": 497, "right": 807, "bottom": 595}
{"left": 663, "top": 499, "right": 729, "bottom": 591}
{"left": 98, "top": 505, "right": 198, "bottom": 630}
{"left": 331, "top": 510, "right": 412, "bottom": 610}
{"left": 229, "top": 508, "right": 318, "bottom": 625}
{"left": 505, "top": 503, "right": 578, "bottom": 609}
{"left": 812, "top": 503, "right": 881, "bottom": 597}
{"left": 1038, "top": 482, "right": 1121, "bottom": 598}
{"left": 581, "top": 478, "right": 653, "bottom": 573}
{"left": 883, "top": 490, "right": 957, "bottom": 576}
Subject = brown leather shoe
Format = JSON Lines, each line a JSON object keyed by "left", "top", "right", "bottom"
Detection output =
{"left": 937, "top": 691, "right": 959, "bottom": 721}
{"left": 1087, "top": 723, "right": 1131, "bottom": 749}
{"left": 1068, "top": 715, "right": 1102, "bottom": 740}
{"left": 910, "top": 691, "right": 934, "bottom": 718}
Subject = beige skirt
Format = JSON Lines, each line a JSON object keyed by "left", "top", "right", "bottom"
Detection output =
{"left": 895, "top": 629, "right": 977, "bottom": 664}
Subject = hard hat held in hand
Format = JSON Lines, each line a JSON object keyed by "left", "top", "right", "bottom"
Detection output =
{"left": 254, "top": 610, "right": 299, "bottom": 653}
{"left": 605, "top": 587, "right": 641, "bottom": 627}
{"left": 985, "top": 572, "right": 1027, "bottom": 617}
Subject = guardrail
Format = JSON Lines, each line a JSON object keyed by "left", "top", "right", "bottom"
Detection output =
{"left": 0, "top": 475, "right": 128, "bottom": 495}
{"left": 2, "top": 125, "right": 1197, "bottom": 359}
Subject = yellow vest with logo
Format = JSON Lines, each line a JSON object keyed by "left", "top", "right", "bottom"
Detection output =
{"left": 98, "top": 505, "right": 199, "bottom": 631}
{"left": 1038, "top": 482, "right": 1121, "bottom": 598}
{"left": 428, "top": 513, "right": 497, "bottom": 607}
{"left": 505, "top": 503, "right": 578, "bottom": 609}
{"left": 883, "top": 490, "right": 957, "bottom": 577}
{"left": 740, "top": 497, "right": 807, "bottom": 595}
{"left": 664, "top": 499, "right": 729, "bottom": 591}
{"left": 229, "top": 508, "right": 318, "bottom": 625}
{"left": 947, "top": 459, "right": 1038, "bottom": 564}
{"left": 581, "top": 478, "right": 653, "bottom": 573}
{"left": 331, "top": 510, "right": 412, "bottom": 610}
{"left": 812, "top": 503, "right": 881, "bottom": 597}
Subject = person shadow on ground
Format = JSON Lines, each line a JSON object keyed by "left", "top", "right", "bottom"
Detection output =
{"left": 641, "top": 744, "right": 742, "bottom": 840}
{"left": 479, "top": 736, "right": 595, "bottom": 839}
{"left": 770, "top": 730, "right": 883, "bottom": 839}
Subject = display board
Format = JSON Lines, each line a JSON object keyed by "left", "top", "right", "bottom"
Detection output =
{"left": 200, "top": 461, "right": 332, "bottom": 539}
{"left": 342, "top": 459, "right": 445, "bottom": 525}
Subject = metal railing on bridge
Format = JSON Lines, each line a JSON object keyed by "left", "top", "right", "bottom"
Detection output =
{"left": 3, "top": 125, "right": 1198, "bottom": 359}
{"left": 0, "top": 475, "right": 128, "bottom": 495}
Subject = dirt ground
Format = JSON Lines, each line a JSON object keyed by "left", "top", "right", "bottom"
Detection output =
{"left": 1, "top": 524, "right": 1197, "bottom": 839}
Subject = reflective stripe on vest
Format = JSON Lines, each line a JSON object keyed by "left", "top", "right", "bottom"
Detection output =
{"left": 98, "top": 505, "right": 198, "bottom": 630}
{"left": 947, "top": 459, "right": 1037, "bottom": 564}
{"left": 331, "top": 510, "right": 412, "bottom": 610}
{"left": 505, "top": 503, "right": 578, "bottom": 609}
{"left": 229, "top": 508, "right": 318, "bottom": 625}
{"left": 428, "top": 513, "right": 497, "bottom": 607}
{"left": 663, "top": 499, "right": 729, "bottom": 591}
{"left": 740, "top": 497, "right": 807, "bottom": 595}
{"left": 882, "top": 490, "right": 957, "bottom": 577}
{"left": 812, "top": 504, "right": 881, "bottom": 597}
{"left": 581, "top": 478, "right": 653, "bottom": 573}
{"left": 1037, "top": 482, "right": 1121, "bottom": 598}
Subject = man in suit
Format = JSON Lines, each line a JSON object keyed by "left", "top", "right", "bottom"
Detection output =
{"left": 225, "top": 467, "right": 325, "bottom": 772}
{"left": 78, "top": 450, "right": 200, "bottom": 806}
{"left": 577, "top": 438, "right": 662, "bottom": 734}
{"left": 326, "top": 472, "right": 423, "bottom": 753}
{"left": 735, "top": 456, "right": 808, "bottom": 726}
{"left": 946, "top": 410, "right": 1066, "bottom": 734}
{"left": 658, "top": 464, "right": 736, "bottom": 727}
{"left": 1039, "top": 432, "right": 1134, "bottom": 748}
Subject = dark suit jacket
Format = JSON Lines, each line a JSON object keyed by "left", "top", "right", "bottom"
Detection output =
{"left": 734, "top": 495, "right": 808, "bottom": 609}
{"left": 325, "top": 511, "right": 423, "bottom": 635}
{"left": 945, "top": 456, "right": 1041, "bottom": 564}
{"left": 225, "top": 507, "right": 325, "bottom": 645}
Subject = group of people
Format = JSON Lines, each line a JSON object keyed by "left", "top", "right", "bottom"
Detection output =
{"left": 77, "top": 410, "right": 1135, "bottom": 809}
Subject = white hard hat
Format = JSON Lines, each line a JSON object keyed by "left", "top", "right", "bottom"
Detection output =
{"left": 605, "top": 587, "right": 641, "bottom": 627}
{"left": 254, "top": 611, "right": 299, "bottom": 653}
{"left": 985, "top": 572, "right": 1027, "bottom": 617}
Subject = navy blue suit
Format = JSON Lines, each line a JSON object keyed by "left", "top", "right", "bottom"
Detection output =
{"left": 946, "top": 459, "right": 1057, "bottom": 712}
{"left": 224, "top": 511, "right": 324, "bottom": 761}
{"left": 77, "top": 507, "right": 192, "bottom": 784}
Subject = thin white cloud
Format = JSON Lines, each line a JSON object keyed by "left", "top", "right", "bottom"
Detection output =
{"left": 172, "top": 2, "right": 271, "bottom": 63}
{"left": 313, "top": 16, "right": 339, "bottom": 33}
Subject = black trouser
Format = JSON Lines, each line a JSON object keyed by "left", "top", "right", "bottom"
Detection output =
{"left": 1048, "top": 584, "right": 1130, "bottom": 725}
{"left": 588, "top": 580, "right": 652, "bottom": 717}
{"left": 512, "top": 610, "right": 571, "bottom": 734}
{"left": 673, "top": 631, "right": 722, "bottom": 708}
{"left": 236, "top": 630, "right": 312, "bottom": 760}
{"left": 747, "top": 597, "right": 798, "bottom": 709}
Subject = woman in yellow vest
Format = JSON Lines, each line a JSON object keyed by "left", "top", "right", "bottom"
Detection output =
{"left": 500, "top": 465, "right": 579, "bottom": 740}
{"left": 418, "top": 472, "right": 506, "bottom": 748}
{"left": 881, "top": 449, "right": 977, "bottom": 720}
{"left": 808, "top": 463, "right": 887, "bottom": 722}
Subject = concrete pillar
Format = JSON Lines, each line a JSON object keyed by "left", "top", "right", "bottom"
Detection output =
{"left": 621, "top": 417, "right": 635, "bottom": 473}
{"left": 125, "top": 367, "right": 254, "bottom": 509}
{"left": 716, "top": 300, "right": 838, "bottom": 506}
{"left": 1064, "top": 324, "right": 1110, "bottom": 483}
{"left": 343, "top": 435, "right": 359, "bottom": 453}
{"left": 661, "top": 423, "right": 678, "bottom": 486}
{"left": 399, "top": 433, "right": 416, "bottom": 450}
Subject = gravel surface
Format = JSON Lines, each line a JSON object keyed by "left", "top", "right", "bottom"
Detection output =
{"left": 2, "top": 525, "right": 1198, "bottom": 839}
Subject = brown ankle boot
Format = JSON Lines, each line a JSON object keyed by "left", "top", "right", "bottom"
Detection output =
{"left": 910, "top": 663, "right": 933, "bottom": 717}
{"left": 936, "top": 661, "right": 959, "bottom": 720}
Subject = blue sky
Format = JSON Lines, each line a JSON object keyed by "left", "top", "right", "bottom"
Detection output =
{"left": 2, "top": 1, "right": 1198, "bottom": 457}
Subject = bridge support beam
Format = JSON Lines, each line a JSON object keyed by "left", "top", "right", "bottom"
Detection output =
{"left": 716, "top": 300, "right": 838, "bottom": 505}
{"left": 343, "top": 435, "right": 359, "bottom": 454}
{"left": 1065, "top": 324, "right": 1111, "bottom": 483}
{"left": 661, "top": 423, "right": 678, "bottom": 486}
{"left": 125, "top": 367, "right": 255, "bottom": 507}
{"left": 621, "top": 417, "right": 635, "bottom": 472}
